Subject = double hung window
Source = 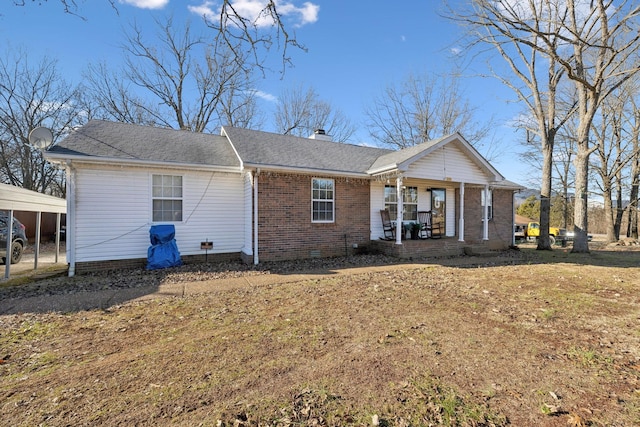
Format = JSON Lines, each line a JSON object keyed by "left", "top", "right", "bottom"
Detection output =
{"left": 152, "top": 174, "right": 183, "bottom": 222}
{"left": 384, "top": 185, "right": 418, "bottom": 221}
{"left": 312, "top": 178, "right": 334, "bottom": 222}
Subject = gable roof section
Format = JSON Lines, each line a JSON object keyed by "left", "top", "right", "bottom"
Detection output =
{"left": 45, "top": 120, "right": 240, "bottom": 170}
{"left": 222, "top": 126, "right": 391, "bottom": 176}
{"left": 368, "top": 133, "right": 504, "bottom": 181}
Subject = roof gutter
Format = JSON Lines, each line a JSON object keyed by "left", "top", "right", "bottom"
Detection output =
{"left": 44, "top": 154, "right": 242, "bottom": 174}
{"left": 367, "top": 164, "right": 402, "bottom": 176}
{"left": 242, "top": 162, "right": 370, "bottom": 178}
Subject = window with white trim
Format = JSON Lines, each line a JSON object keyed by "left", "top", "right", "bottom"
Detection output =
{"left": 312, "top": 178, "right": 334, "bottom": 222}
{"left": 152, "top": 174, "right": 183, "bottom": 222}
{"left": 481, "top": 188, "right": 493, "bottom": 220}
{"left": 384, "top": 185, "right": 418, "bottom": 221}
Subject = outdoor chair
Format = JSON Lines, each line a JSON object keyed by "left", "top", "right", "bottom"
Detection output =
{"left": 380, "top": 209, "right": 395, "bottom": 240}
{"left": 417, "top": 210, "right": 442, "bottom": 239}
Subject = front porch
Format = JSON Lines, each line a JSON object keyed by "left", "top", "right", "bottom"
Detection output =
{"left": 369, "top": 236, "right": 509, "bottom": 260}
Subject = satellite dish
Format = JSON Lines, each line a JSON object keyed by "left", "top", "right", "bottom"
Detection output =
{"left": 28, "top": 127, "right": 53, "bottom": 149}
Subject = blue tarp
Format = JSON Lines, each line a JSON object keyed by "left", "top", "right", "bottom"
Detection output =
{"left": 146, "top": 224, "right": 182, "bottom": 270}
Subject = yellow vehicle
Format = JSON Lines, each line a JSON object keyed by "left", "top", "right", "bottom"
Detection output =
{"left": 515, "top": 221, "right": 566, "bottom": 245}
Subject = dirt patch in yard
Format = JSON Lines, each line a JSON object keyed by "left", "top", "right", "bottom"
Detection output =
{"left": 1, "top": 245, "right": 639, "bottom": 426}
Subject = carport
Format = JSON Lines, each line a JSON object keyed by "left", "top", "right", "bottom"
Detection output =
{"left": 1, "top": 183, "right": 66, "bottom": 279}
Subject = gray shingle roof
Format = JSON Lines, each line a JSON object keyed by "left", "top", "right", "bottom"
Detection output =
{"left": 222, "top": 126, "right": 392, "bottom": 174}
{"left": 46, "top": 120, "right": 240, "bottom": 168}
{"left": 45, "top": 121, "right": 515, "bottom": 187}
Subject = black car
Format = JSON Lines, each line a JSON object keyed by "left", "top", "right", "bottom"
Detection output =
{"left": 0, "top": 214, "right": 27, "bottom": 264}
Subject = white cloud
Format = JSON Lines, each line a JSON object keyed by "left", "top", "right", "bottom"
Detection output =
{"left": 188, "top": 1, "right": 319, "bottom": 28}
{"left": 119, "top": 0, "right": 169, "bottom": 9}
{"left": 252, "top": 89, "right": 277, "bottom": 103}
{"left": 187, "top": 1, "right": 215, "bottom": 17}
{"left": 277, "top": 1, "right": 319, "bottom": 26}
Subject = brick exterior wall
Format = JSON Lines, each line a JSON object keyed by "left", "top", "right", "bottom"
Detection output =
{"left": 257, "top": 172, "right": 370, "bottom": 262}
{"left": 463, "top": 187, "right": 513, "bottom": 248}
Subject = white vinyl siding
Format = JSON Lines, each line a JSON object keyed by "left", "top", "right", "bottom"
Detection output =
{"left": 370, "top": 182, "right": 385, "bottom": 240}
{"left": 73, "top": 165, "right": 244, "bottom": 262}
{"left": 406, "top": 143, "right": 487, "bottom": 183}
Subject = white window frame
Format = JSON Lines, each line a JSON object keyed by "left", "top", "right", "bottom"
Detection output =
{"left": 152, "top": 174, "right": 183, "bottom": 222}
{"left": 311, "top": 178, "right": 335, "bottom": 223}
{"left": 482, "top": 188, "right": 493, "bottom": 221}
{"left": 384, "top": 185, "right": 418, "bottom": 222}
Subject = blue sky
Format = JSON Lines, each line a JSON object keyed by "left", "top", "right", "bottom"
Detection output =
{"left": 1, "top": 0, "right": 527, "bottom": 185}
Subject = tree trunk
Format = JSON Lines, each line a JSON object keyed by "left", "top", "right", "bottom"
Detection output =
{"left": 572, "top": 148, "right": 590, "bottom": 253}
{"left": 614, "top": 173, "right": 623, "bottom": 241}
{"left": 602, "top": 182, "right": 615, "bottom": 243}
{"left": 629, "top": 176, "right": 639, "bottom": 239}
{"left": 628, "top": 129, "right": 640, "bottom": 239}
{"left": 537, "top": 141, "right": 554, "bottom": 250}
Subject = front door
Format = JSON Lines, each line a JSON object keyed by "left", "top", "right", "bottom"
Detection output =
{"left": 431, "top": 188, "right": 445, "bottom": 234}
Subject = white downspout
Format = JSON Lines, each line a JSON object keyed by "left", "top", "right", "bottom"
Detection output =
{"left": 253, "top": 170, "right": 259, "bottom": 265}
{"left": 395, "top": 176, "right": 403, "bottom": 245}
{"left": 458, "top": 182, "right": 465, "bottom": 242}
{"left": 483, "top": 184, "right": 489, "bottom": 241}
{"left": 67, "top": 162, "right": 76, "bottom": 277}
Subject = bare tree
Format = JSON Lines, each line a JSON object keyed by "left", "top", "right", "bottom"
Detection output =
{"left": 199, "top": 1, "right": 309, "bottom": 76}
{"left": 10, "top": 0, "right": 117, "bottom": 17}
{"left": 83, "top": 16, "right": 256, "bottom": 133}
{"left": 450, "top": 0, "right": 574, "bottom": 251}
{"left": 0, "top": 47, "right": 82, "bottom": 195}
{"left": 590, "top": 86, "right": 637, "bottom": 242}
{"left": 553, "top": 116, "right": 578, "bottom": 230}
{"left": 365, "top": 72, "right": 494, "bottom": 154}
{"left": 11, "top": 0, "right": 307, "bottom": 73}
{"left": 560, "top": 1, "right": 640, "bottom": 252}
{"left": 627, "top": 95, "right": 640, "bottom": 239}
{"left": 274, "top": 84, "right": 356, "bottom": 142}
{"left": 81, "top": 62, "right": 157, "bottom": 126}
{"left": 449, "top": 0, "right": 640, "bottom": 253}
{"left": 218, "top": 84, "right": 265, "bottom": 130}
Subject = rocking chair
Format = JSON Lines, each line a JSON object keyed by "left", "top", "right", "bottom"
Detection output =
{"left": 417, "top": 211, "right": 442, "bottom": 239}
{"left": 380, "top": 209, "right": 396, "bottom": 240}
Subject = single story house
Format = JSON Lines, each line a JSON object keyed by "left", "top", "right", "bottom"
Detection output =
{"left": 44, "top": 120, "right": 522, "bottom": 275}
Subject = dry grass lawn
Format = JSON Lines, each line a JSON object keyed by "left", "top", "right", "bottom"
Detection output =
{"left": 1, "top": 245, "right": 639, "bottom": 426}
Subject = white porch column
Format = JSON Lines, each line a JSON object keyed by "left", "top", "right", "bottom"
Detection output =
{"left": 458, "top": 182, "right": 465, "bottom": 242}
{"left": 395, "top": 176, "right": 403, "bottom": 245}
{"left": 483, "top": 184, "right": 489, "bottom": 240}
